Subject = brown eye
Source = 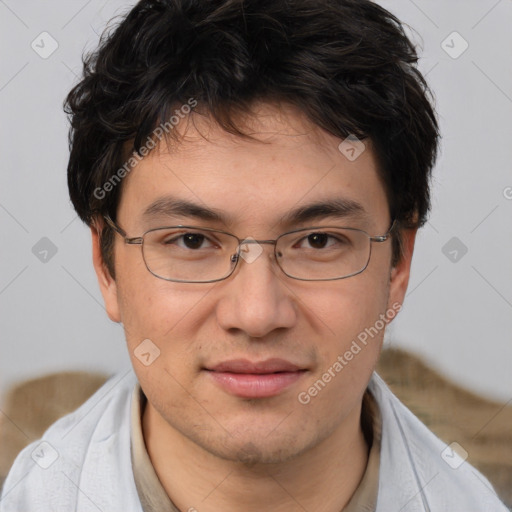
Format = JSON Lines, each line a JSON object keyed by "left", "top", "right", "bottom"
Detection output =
{"left": 181, "top": 233, "right": 206, "bottom": 249}
{"left": 161, "top": 232, "right": 214, "bottom": 250}
{"left": 306, "top": 233, "right": 329, "bottom": 249}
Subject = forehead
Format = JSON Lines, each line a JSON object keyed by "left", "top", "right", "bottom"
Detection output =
{"left": 116, "top": 103, "right": 390, "bottom": 232}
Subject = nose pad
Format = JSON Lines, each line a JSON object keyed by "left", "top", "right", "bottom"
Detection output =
{"left": 238, "top": 238, "right": 264, "bottom": 264}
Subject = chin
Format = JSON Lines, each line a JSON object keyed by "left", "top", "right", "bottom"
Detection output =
{"left": 194, "top": 427, "right": 320, "bottom": 467}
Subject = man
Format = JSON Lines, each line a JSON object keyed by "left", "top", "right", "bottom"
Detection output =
{"left": 1, "top": 0, "right": 508, "bottom": 510}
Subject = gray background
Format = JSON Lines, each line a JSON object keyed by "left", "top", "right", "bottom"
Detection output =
{"left": 1, "top": 0, "right": 511, "bottom": 402}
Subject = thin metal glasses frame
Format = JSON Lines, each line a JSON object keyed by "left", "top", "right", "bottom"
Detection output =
{"left": 104, "top": 215, "right": 396, "bottom": 283}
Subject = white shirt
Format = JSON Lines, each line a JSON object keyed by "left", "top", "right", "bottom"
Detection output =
{"left": 0, "top": 370, "right": 508, "bottom": 511}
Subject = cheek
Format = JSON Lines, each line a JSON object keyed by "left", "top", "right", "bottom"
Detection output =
{"left": 117, "top": 283, "right": 200, "bottom": 409}
{"left": 116, "top": 268, "right": 217, "bottom": 371}
{"left": 116, "top": 242, "right": 199, "bottom": 335}
{"left": 295, "top": 276, "right": 390, "bottom": 416}
{"left": 306, "top": 270, "right": 390, "bottom": 341}
{"left": 298, "top": 265, "right": 391, "bottom": 398}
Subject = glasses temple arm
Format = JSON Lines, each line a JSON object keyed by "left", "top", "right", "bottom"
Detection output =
{"left": 103, "top": 215, "right": 128, "bottom": 238}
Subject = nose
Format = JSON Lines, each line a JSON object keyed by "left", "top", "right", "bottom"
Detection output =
{"left": 215, "top": 241, "right": 297, "bottom": 338}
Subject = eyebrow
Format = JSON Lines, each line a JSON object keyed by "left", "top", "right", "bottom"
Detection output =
{"left": 143, "top": 197, "right": 225, "bottom": 222}
{"left": 142, "top": 195, "right": 368, "bottom": 227}
{"left": 279, "top": 198, "right": 367, "bottom": 226}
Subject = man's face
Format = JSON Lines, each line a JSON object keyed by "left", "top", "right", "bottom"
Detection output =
{"left": 95, "top": 103, "right": 412, "bottom": 464}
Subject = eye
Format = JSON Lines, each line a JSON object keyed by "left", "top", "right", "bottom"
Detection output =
{"left": 296, "top": 232, "right": 346, "bottom": 250}
{"left": 164, "top": 232, "right": 216, "bottom": 250}
{"left": 305, "top": 233, "right": 331, "bottom": 249}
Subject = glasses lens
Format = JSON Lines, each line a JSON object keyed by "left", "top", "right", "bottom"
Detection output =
{"left": 142, "top": 227, "right": 238, "bottom": 282}
{"left": 276, "top": 227, "right": 371, "bottom": 280}
{"left": 140, "top": 226, "right": 371, "bottom": 282}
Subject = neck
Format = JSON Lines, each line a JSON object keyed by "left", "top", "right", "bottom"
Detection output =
{"left": 142, "top": 399, "right": 369, "bottom": 512}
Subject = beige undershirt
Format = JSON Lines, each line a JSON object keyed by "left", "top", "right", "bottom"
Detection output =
{"left": 130, "top": 385, "right": 381, "bottom": 512}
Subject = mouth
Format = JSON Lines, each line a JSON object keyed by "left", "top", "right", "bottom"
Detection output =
{"left": 203, "top": 359, "right": 308, "bottom": 399}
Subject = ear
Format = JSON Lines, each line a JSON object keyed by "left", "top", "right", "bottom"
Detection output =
{"left": 91, "top": 222, "right": 121, "bottom": 323}
{"left": 387, "top": 227, "right": 417, "bottom": 314}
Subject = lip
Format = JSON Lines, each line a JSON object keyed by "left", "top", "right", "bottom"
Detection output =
{"left": 204, "top": 358, "right": 307, "bottom": 399}
{"left": 208, "top": 358, "right": 303, "bottom": 374}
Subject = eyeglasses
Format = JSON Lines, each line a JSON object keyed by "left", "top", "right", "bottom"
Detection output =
{"left": 104, "top": 216, "right": 395, "bottom": 283}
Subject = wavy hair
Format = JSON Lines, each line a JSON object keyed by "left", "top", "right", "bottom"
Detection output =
{"left": 65, "top": 0, "right": 439, "bottom": 274}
